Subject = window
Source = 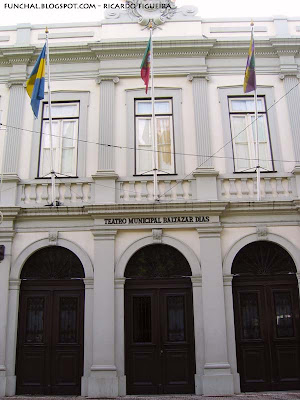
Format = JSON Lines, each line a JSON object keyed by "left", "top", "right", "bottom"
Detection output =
{"left": 229, "top": 97, "right": 274, "bottom": 172}
{"left": 39, "top": 102, "right": 79, "bottom": 177}
{"left": 135, "top": 99, "right": 175, "bottom": 175}
{"left": 126, "top": 88, "right": 184, "bottom": 178}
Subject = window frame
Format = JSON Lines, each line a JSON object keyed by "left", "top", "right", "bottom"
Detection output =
{"left": 126, "top": 88, "right": 184, "bottom": 179}
{"left": 38, "top": 101, "right": 80, "bottom": 178}
{"left": 30, "top": 91, "right": 90, "bottom": 179}
{"left": 134, "top": 98, "right": 175, "bottom": 175}
{"left": 218, "top": 86, "right": 283, "bottom": 173}
{"left": 228, "top": 96, "right": 274, "bottom": 172}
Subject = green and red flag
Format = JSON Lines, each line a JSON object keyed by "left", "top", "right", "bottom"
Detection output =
{"left": 141, "top": 38, "right": 151, "bottom": 94}
{"left": 243, "top": 29, "right": 256, "bottom": 93}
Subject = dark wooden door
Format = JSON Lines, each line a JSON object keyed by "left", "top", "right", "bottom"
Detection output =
{"left": 125, "top": 279, "right": 195, "bottom": 394}
{"left": 233, "top": 276, "right": 300, "bottom": 392}
{"left": 16, "top": 281, "right": 84, "bottom": 395}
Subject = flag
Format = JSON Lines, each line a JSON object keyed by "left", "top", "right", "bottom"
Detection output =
{"left": 243, "top": 29, "right": 256, "bottom": 93}
{"left": 26, "top": 44, "right": 46, "bottom": 118}
{"left": 141, "top": 38, "right": 151, "bottom": 94}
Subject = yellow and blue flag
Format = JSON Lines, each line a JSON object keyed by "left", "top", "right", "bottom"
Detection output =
{"left": 26, "top": 44, "right": 46, "bottom": 118}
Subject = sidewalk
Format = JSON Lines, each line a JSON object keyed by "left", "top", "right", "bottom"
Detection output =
{"left": 1, "top": 393, "right": 300, "bottom": 400}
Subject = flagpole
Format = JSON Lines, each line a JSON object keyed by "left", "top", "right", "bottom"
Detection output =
{"left": 149, "top": 21, "right": 158, "bottom": 201}
{"left": 45, "top": 27, "right": 56, "bottom": 206}
{"left": 251, "top": 22, "right": 260, "bottom": 201}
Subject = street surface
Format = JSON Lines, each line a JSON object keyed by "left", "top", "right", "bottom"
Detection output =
{"left": 2, "top": 393, "right": 300, "bottom": 400}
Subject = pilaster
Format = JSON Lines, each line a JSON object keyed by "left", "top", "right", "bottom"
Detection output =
{"left": 197, "top": 225, "right": 234, "bottom": 396}
{"left": 188, "top": 74, "right": 213, "bottom": 168}
{"left": 115, "top": 278, "right": 126, "bottom": 395}
{"left": 82, "top": 278, "right": 94, "bottom": 396}
{"left": 5, "top": 279, "right": 20, "bottom": 396}
{"left": 0, "top": 232, "right": 14, "bottom": 396}
{"left": 223, "top": 275, "right": 240, "bottom": 394}
{"left": 88, "top": 229, "right": 119, "bottom": 397}
{"left": 3, "top": 76, "right": 26, "bottom": 177}
{"left": 280, "top": 74, "right": 300, "bottom": 165}
{"left": 191, "top": 276, "right": 204, "bottom": 394}
{"left": 96, "top": 76, "right": 119, "bottom": 171}
{"left": 94, "top": 76, "right": 119, "bottom": 203}
{"left": 297, "top": 273, "right": 300, "bottom": 299}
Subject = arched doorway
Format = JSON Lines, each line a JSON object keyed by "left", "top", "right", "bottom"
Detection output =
{"left": 125, "top": 244, "right": 196, "bottom": 395}
{"left": 232, "top": 240, "right": 300, "bottom": 392}
{"left": 16, "top": 246, "right": 85, "bottom": 395}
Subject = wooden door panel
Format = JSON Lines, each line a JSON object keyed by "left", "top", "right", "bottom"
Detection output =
{"left": 234, "top": 277, "right": 300, "bottom": 392}
{"left": 241, "top": 346, "right": 269, "bottom": 383}
{"left": 17, "top": 283, "right": 84, "bottom": 395}
{"left": 275, "top": 346, "right": 300, "bottom": 382}
{"left": 163, "top": 349, "right": 190, "bottom": 385}
{"left": 125, "top": 280, "right": 195, "bottom": 395}
{"left": 18, "top": 349, "right": 46, "bottom": 386}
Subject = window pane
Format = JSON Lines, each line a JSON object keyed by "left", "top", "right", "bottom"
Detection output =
{"left": 137, "top": 118, "right": 152, "bottom": 145}
{"left": 231, "top": 98, "right": 264, "bottom": 112}
{"left": 155, "top": 101, "right": 171, "bottom": 114}
{"left": 251, "top": 115, "right": 267, "bottom": 142}
{"left": 240, "top": 292, "right": 261, "bottom": 340}
{"left": 273, "top": 292, "right": 294, "bottom": 338}
{"left": 136, "top": 118, "right": 152, "bottom": 173}
{"left": 136, "top": 100, "right": 171, "bottom": 115}
{"left": 167, "top": 296, "right": 185, "bottom": 342}
{"left": 61, "top": 149, "right": 73, "bottom": 174}
{"left": 44, "top": 103, "right": 79, "bottom": 118}
{"left": 231, "top": 116, "right": 247, "bottom": 142}
{"left": 235, "top": 144, "right": 250, "bottom": 170}
{"left": 137, "top": 101, "right": 152, "bottom": 114}
{"left": 133, "top": 296, "right": 152, "bottom": 343}
{"left": 157, "top": 117, "right": 172, "bottom": 173}
{"left": 62, "top": 121, "right": 76, "bottom": 148}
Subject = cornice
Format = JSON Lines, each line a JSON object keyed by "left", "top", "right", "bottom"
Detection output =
{"left": 85, "top": 201, "right": 228, "bottom": 218}
{"left": 223, "top": 200, "right": 298, "bottom": 216}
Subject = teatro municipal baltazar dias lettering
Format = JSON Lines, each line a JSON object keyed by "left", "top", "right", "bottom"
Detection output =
{"left": 104, "top": 216, "right": 210, "bottom": 225}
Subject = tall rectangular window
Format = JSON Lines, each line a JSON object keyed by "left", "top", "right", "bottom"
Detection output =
{"left": 135, "top": 99, "right": 175, "bottom": 175}
{"left": 39, "top": 102, "right": 79, "bottom": 177}
{"left": 229, "top": 97, "right": 274, "bottom": 172}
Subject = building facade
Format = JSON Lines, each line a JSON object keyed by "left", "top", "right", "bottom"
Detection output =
{"left": 0, "top": 3, "right": 300, "bottom": 397}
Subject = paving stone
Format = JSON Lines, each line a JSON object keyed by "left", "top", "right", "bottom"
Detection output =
{"left": 2, "top": 393, "right": 300, "bottom": 400}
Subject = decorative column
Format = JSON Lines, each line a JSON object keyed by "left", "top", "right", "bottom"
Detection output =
{"left": 283, "top": 74, "right": 300, "bottom": 197}
{"left": 115, "top": 277, "right": 126, "bottom": 395}
{"left": 223, "top": 275, "right": 240, "bottom": 394}
{"left": 81, "top": 278, "right": 94, "bottom": 396}
{"left": 88, "top": 229, "right": 118, "bottom": 397}
{"left": 0, "top": 232, "right": 14, "bottom": 396}
{"left": 191, "top": 276, "right": 205, "bottom": 394}
{"left": 5, "top": 279, "right": 20, "bottom": 396}
{"left": 1, "top": 77, "right": 26, "bottom": 205}
{"left": 93, "top": 77, "right": 119, "bottom": 203}
{"left": 188, "top": 74, "right": 219, "bottom": 201}
{"left": 197, "top": 225, "right": 234, "bottom": 396}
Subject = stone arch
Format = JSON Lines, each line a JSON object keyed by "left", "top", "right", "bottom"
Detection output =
{"left": 10, "top": 237, "right": 94, "bottom": 281}
{"left": 223, "top": 233, "right": 300, "bottom": 276}
{"left": 115, "top": 235, "right": 200, "bottom": 279}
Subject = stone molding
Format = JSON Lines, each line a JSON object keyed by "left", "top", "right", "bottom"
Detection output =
{"left": 96, "top": 76, "right": 120, "bottom": 85}
{"left": 191, "top": 276, "right": 202, "bottom": 287}
{"left": 9, "top": 279, "right": 21, "bottom": 290}
{"left": 152, "top": 229, "right": 162, "bottom": 243}
{"left": 48, "top": 231, "right": 58, "bottom": 246}
{"left": 114, "top": 278, "right": 125, "bottom": 289}
{"left": 223, "top": 274, "right": 233, "bottom": 286}
{"left": 91, "top": 229, "right": 117, "bottom": 240}
{"left": 256, "top": 225, "right": 268, "bottom": 238}
{"left": 197, "top": 224, "right": 222, "bottom": 238}
{"left": 83, "top": 278, "right": 94, "bottom": 289}
{"left": 90, "top": 365, "right": 117, "bottom": 371}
